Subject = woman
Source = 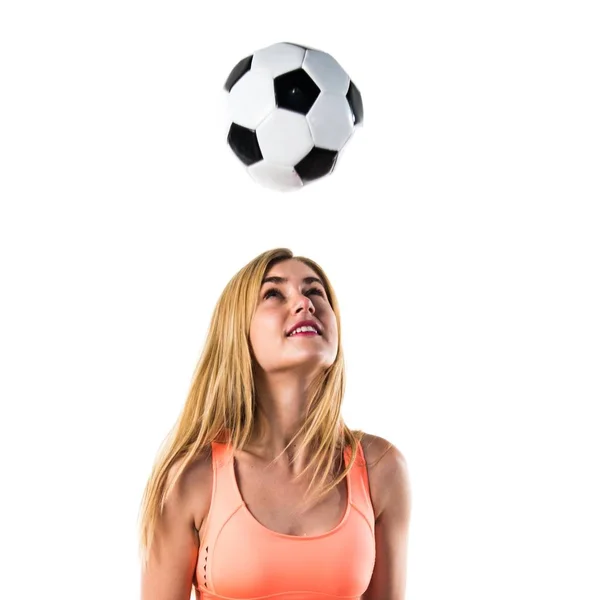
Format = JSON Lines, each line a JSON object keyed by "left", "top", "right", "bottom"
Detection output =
{"left": 138, "top": 248, "right": 411, "bottom": 599}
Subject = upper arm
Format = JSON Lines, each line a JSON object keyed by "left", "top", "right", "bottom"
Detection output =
{"left": 140, "top": 458, "right": 204, "bottom": 600}
{"left": 362, "top": 443, "right": 412, "bottom": 600}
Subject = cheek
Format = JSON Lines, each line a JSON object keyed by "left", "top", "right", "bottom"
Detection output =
{"left": 330, "top": 326, "right": 339, "bottom": 347}
{"left": 248, "top": 320, "right": 261, "bottom": 356}
{"left": 249, "top": 315, "right": 281, "bottom": 353}
{"left": 325, "top": 313, "right": 338, "bottom": 338}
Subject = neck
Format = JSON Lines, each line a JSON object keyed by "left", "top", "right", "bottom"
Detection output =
{"left": 248, "top": 371, "right": 316, "bottom": 471}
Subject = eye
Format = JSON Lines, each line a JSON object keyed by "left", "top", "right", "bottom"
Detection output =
{"left": 306, "top": 287, "right": 325, "bottom": 298}
{"left": 264, "top": 288, "right": 283, "bottom": 300}
{"left": 263, "top": 287, "right": 326, "bottom": 300}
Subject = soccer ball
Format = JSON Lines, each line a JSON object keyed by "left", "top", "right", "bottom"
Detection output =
{"left": 223, "top": 42, "right": 364, "bottom": 192}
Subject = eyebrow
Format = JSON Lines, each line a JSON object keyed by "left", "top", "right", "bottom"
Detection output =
{"left": 261, "top": 276, "right": 324, "bottom": 288}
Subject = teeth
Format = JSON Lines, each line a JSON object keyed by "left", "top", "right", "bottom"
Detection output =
{"left": 289, "top": 325, "right": 318, "bottom": 336}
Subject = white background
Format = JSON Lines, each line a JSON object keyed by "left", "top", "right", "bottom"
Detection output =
{"left": 1, "top": 1, "right": 598, "bottom": 599}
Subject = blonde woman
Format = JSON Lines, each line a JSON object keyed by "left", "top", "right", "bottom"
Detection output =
{"left": 138, "top": 248, "right": 411, "bottom": 599}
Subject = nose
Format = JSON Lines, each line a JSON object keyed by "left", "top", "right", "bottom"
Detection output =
{"left": 293, "top": 292, "right": 315, "bottom": 314}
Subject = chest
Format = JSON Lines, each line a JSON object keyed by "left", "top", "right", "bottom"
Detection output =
{"left": 196, "top": 453, "right": 352, "bottom": 543}
{"left": 233, "top": 456, "right": 350, "bottom": 537}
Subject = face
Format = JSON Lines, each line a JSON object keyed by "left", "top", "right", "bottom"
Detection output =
{"left": 249, "top": 259, "right": 338, "bottom": 377}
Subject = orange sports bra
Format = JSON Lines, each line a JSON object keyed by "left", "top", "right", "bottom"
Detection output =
{"left": 194, "top": 440, "right": 376, "bottom": 599}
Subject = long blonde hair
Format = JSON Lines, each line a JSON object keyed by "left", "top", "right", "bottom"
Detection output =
{"left": 137, "top": 248, "right": 368, "bottom": 566}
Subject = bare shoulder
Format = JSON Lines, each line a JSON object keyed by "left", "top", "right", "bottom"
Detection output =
{"left": 167, "top": 446, "right": 214, "bottom": 532}
{"left": 358, "top": 432, "right": 410, "bottom": 522}
{"left": 141, "top": 447, "right": 215, "bottom": 600}
{"left": 359, "top": 432, "right": 406, "bottom": 472}
{"left": 357, "top": 434, "right": 411, "bottom": 598}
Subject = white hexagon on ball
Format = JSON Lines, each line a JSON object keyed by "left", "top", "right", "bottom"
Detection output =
{"left": 247, "top": 161, "right": 304, "bottom": 192}
{"left": 307, "top": 93, "right": 354, "bottom": 151}
{"left": 228, "top": 68, "right": 276, "bottom": 130}
{"left": 251, "top": 42, "right": 306, "bottom": 79}
{"left": 256, "top": 110, "right": 313, "bottom": 166}
{"left": 302, "top": 49, "right": 350, "bottom": 95}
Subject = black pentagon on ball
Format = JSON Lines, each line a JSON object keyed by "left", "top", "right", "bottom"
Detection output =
{"left": 227, "top": 122, "right": 262, "bottom": 166}
{"left": 295, "top": 147, "right": 338, "bottom": 182}
{"left": 346, "top": 80, "right": 363, "bottom": 125}
{"left": 274, "top": 69, "right": 321, "bottom": 115}
{"left": 224, "top": 55, "right": 253, "bottom": 92}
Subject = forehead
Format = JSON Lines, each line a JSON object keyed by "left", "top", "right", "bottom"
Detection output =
{"left": 264, "top": 259, "right": 319, "bottom": 280}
